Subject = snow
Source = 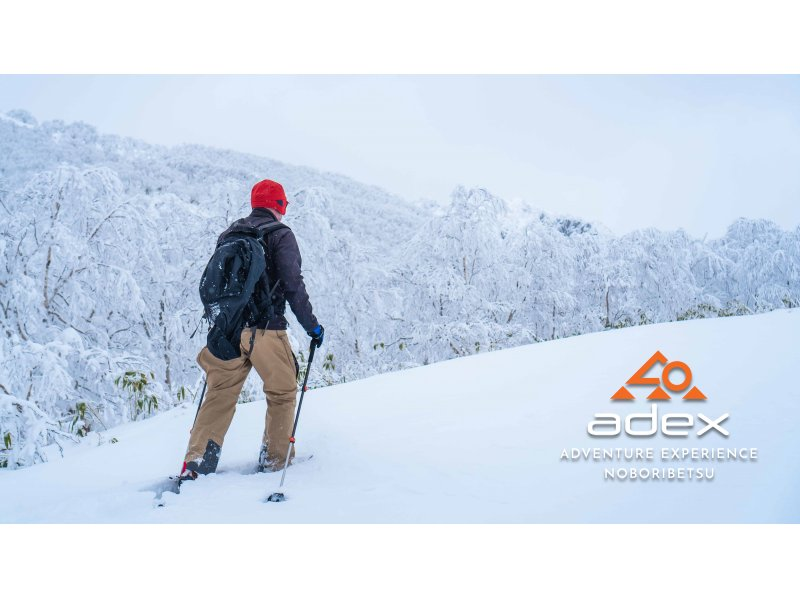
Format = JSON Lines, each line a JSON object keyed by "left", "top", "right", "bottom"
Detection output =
{"left": 0, "top": 109, "right": 36, "bottom": 128}
{"left": 2, "top": 111, "right": 800, "bottom": 468}
{"left": 2, "top": 309, "right": 797, "bottom": 523}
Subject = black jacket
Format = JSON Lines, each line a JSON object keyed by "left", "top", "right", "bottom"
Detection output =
{"left": 217, "top": 208, "right": 319, "bottom": 334}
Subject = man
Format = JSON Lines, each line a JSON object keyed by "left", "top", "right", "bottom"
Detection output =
{"left": 179, "top": 179, "right": 324, "bottom": 481}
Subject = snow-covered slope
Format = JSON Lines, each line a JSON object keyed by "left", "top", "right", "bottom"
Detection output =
{"left": 1, "top": 309, "right": 797, "bottom": 523}
{"left": 2, "top": 109, "right": 799, "bottom": 471}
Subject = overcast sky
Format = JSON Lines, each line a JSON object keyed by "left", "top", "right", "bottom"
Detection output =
{"left": 2, "top": 75, "right": 798, "bottom": 237}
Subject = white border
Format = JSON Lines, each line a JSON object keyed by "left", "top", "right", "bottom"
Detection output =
{"left": 3, "top": 524, "right": 798, "bottom": 595}
{"left": 0, "top": 0, "right": 799, "bottom": 74}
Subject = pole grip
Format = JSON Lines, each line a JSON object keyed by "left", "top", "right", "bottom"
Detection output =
{"left": 308, "top": 339, "right": 317, "bottom": 365}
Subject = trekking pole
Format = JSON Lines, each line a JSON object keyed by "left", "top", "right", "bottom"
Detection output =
{"left": 192, "top": 378, "right": 208, "bottom": 426}
{"left": 266, "top": 340, "right": 317, "bottom": 503}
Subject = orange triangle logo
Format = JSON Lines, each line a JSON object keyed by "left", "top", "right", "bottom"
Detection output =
{"left": 626, "top": 351, "right": 668, "bottom": 386}
{"left": 647, "top": 386, "right": 671, "bottom": 400}
{"left": 682, "top": 386, "right": 707, "bottom": 400}
{"left": 611, "top": 386, "right": 635, "bottom": 400}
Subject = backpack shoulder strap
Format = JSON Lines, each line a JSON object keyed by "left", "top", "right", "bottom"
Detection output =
{"left": 256, "top": 221, "right": 289, "bottom": 258}
{"left": 257, "top": 220, "right": 288, "bottom": 237}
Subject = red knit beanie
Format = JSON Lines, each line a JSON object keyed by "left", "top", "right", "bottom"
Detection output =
{"left": 251, "top": 179, "right": 288, "bottom": 214}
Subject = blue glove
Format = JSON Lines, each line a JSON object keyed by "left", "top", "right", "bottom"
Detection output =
{"left": 309, "top": 324, "right": 324, "bottom": 348}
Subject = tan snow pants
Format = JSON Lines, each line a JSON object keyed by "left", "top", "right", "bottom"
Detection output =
{"left": 184, "top": 328, "right": 298, "bottom": 472}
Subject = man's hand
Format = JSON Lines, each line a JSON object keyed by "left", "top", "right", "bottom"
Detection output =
{"left": 309, "top": 324, "right": 325, "bottom": 348}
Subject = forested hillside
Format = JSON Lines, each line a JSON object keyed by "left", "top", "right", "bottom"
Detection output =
{"left": 1, "top": 109, "right": 798, "bottom": 468}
